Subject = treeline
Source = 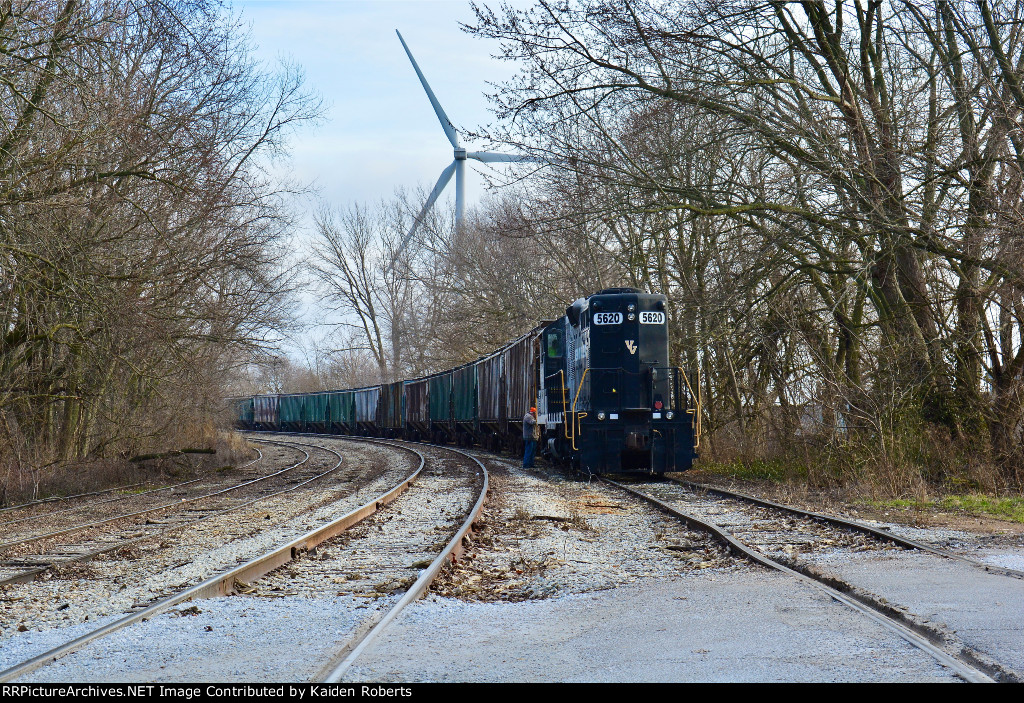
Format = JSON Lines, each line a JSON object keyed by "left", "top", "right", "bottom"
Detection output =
{"left": 1, "top": 1, "right": 317, "bottom": 500}
{"left": 288, "top": 0, "right": 1024, "bottom": 494}
{"left": 476, "top": 0, "right": 1024, "bottom": 492}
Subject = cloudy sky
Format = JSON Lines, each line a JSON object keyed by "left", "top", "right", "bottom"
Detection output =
{"left": 235, "top": 0, "right": 532, "bottom": 215}
{"left": 233, "top": 1, "right": 535, "bottom": 352}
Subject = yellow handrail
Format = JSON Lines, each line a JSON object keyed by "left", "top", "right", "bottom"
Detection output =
{"left": 570, "top": 368, "right": 589, "bottom": 451}
{"left": 559, "top": 370, "right": 571, "bottom": 442}
{"left": 696, "top": 367, "right": 702, "bottom": 450}
{"left": 678, "top": 366, "right": 701, "bottom": 451}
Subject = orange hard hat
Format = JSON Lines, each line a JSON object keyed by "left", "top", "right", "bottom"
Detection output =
{"left": 530, "top": 407, "right": 537, "bottom": 413}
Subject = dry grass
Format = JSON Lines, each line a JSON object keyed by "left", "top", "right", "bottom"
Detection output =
{"left": 700, "top": 419, "right": 1023, "bottom": 502}
{"left": 0, "top": 423, "right": 248, "bottom": 507}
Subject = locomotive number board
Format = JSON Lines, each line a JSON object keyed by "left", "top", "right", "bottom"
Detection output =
{"left": 639, "top": 311, "right": 666, "bottom": 324}
{"left": 593, "top": 312, "right": 623, "bottom": 325}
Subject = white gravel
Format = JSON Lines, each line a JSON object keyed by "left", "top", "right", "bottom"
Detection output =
{"left": 977, "top": 551, "right": 1024, "bottom": 571}
{"left": 863, "top": 521, "right": 977, "bottom": 545}
{"left": 0, "top": 440, "right": 414, "bottom": 640}
{"left": 431, "top": 458, "right": 738, "bottom": 602}
{"left": 9, "top": 594, "right": 396, "bottom": 682}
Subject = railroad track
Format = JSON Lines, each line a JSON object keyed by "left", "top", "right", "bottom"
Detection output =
{"left": 308, "top": 439, "right": 488, "bottom": 682}
{"left": 0, "top": 436, "right": 487, "bottom": 682}
{"left": 667, "top": 478, "right": 1024, "bottom": 580}
{"left": 603, "top": 477, "right": 1011, "bottom": 683}
{"left": 0, "top": 448, "right": 263, "bottom": 518}
{"left": 0, "top": 448, "right": 263, "bottom": 531}
{"left": 0, "top": 439, "right": 336, "bottom": 587}
{"left": 0, "top": 441, "right": 280, "bottom": 548}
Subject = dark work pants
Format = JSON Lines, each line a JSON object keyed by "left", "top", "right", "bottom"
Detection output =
{"left": 523, "top": 439, "right": 537, "bottom": 468}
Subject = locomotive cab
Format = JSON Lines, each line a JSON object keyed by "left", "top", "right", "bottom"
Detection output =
{"left": 540, "top": 288, "right": 698, "bottom": 476}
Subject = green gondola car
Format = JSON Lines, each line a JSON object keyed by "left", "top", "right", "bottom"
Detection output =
{"left": 428, "top": 372, "right": 452, "bottom": 423}
{"left": 304, "top": 393, "right": 329, "bottom": 430}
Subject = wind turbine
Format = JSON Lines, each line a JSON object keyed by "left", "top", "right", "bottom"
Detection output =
{"left": 394, "top": 29, "right": 536, "bottom": 258}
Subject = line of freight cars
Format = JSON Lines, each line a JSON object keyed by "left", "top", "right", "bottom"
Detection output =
{"left": 235, "top": 324, "right": 546, "bottom": 455}
{"left": 234, "top": 288, "right": 701, "bottom": 474}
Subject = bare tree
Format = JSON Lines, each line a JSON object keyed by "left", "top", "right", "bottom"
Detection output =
{"left": 461, "top": 0, "right": 1024, "bottom": 488}
{"left": 0, "top": 0, "right": 320, "bottom": 500}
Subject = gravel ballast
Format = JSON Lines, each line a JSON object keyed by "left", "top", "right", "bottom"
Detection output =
{"left": 0, "top": 439, "right": 414, "bottom": 641}
{"left": 7, "top": 595, "right": 395, "bottom": 682}
{"left": 3, "top": 439, "right": 1023, "bottom": 683}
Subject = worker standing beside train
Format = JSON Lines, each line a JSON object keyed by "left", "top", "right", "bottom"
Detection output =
{"left": 523, "top": 407, "right": 538, "bottom": 469}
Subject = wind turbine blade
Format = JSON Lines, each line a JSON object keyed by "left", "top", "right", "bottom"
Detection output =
{"left": 396, "top": 30, "right": 459, "bottom": 148}
{"left": 467, "top": 151, "right": 542, "bottom": 163}
{"left": 393, "top": 160, "right": 456, "bottom": 262}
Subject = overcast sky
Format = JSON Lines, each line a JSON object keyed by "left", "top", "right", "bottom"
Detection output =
{"left": 233, "top": 1, "right": 534, "bottom": 354}
{"left": 235, "top": 0, "right": 531, "bottom": 215}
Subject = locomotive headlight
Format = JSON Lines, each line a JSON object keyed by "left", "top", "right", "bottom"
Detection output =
{"left": 627, "top": 313, "right": 636, "bottom": 321}
{"left": 666, "top": 411, "right": 674, "bottom": 420}
{"left": 627, "top": 304, "right": 636, "bottom": 312}
{"left": 597, "top": 412, "right": 606, "bottom": 421}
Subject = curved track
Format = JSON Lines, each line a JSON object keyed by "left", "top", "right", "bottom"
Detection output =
{"left": 0, "top": 448, "right": 263, "bottom": 530}
{"left": 0, "top": 436, "right": 425, "bottom": 682}
{"left": 313, "top": 439, "right": 489, "bottom": 682}
{"left": 0, "top": 440, "right": 328, "bottom": 586}
{"left": 669, "top": 478, "right": 1024, "bottom": 579}
{"left": 0, "top": 441, "right": 291, "bottom": 551}
{"left": 604, "top": 477, "right": 1002, "bottom": 683}
{"left": 0, "top": 448, "right": 263, "bottom": 518}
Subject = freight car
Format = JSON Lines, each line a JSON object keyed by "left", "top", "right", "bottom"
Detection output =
{"left": 232, "top": 288, "right": 700, "bottom": 475}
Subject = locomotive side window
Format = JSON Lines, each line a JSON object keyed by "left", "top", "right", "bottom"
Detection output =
{"left": 547, "top": 329, "right": 563, "bottom": 359}
{"left": 593, "top": 312, "right": 622, "bottom": 325}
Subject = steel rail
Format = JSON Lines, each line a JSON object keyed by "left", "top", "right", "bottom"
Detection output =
{"left": 0, "top": 443, "right": 340, "bottom": 587}
{"left": 0, "top": 477, "right": 207, "bottom": 529}
{"left": 673, "top": 478, "right": 1024, "bottom": 580}
{"left": 318, "top": 440, "right": 489, "bottom": 683}
{"left": 0, "top": 438, "right": 425, "bottom": 683}
{"left": 0, "top": 440, "right": 304, "bottom": 553}
{"left": 0, "top": 483, "right": 151, "bottom": 514}
{"left": 604, "top": 478, "right": 997, "bottom": 683}
{"left": 0, "top": 446, "right": 262, "bottom": 516}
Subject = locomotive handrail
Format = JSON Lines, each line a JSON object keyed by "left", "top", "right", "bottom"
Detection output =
{"left": 677, "top": 365, "right": 701, "bottom": 450}
{"left": 559, "top": 370, "right": 571, "bottom": 442}
{"left": 541, "top": 369, "right": 572, "bottom": 442}
{"left": 570, "top": 368, "right": 589, "bottom": 451}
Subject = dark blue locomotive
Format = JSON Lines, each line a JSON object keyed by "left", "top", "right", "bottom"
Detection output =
{"left": 233, "top": 288, "right": 699, "bottom": 475}
{"left": 539, "top": 288, "right": 699, "bottom": 475}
